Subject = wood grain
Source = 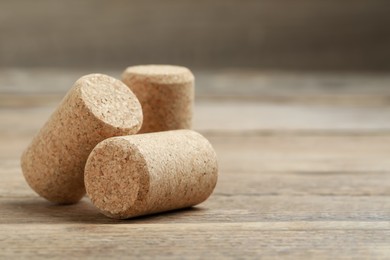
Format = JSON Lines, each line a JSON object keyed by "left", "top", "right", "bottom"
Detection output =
{"left": 1, "top": 71, "right": 390, "bottom": 258}
{"left": 1, "top": 223, "right": 390, "bottom": 259}
{"left": 2, "top": 69, "right": 390, "bottom": 105}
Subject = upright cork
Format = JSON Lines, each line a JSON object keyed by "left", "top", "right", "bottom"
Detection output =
{"left": 122, "top": 65, "right": 194, "bottom": 133}
{"left": 85, "top": 130, "right": 218, "bottom": 219}
{"left": 21, "top": 74, "right": 143, "bottom": 204}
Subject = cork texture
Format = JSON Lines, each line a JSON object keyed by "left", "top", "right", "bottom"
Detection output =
{"left": 122, "top": 65, "right": 194, "bottom": 133}
{"left": 21, "top": 74, "right": 143, "bottom": 204}
{"left": 84, "top": 129, "right": 218, "bottom": 219}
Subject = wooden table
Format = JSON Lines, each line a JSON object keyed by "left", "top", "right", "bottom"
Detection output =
{"left": 1, "top": 70, "right": 390, "bottom": 259}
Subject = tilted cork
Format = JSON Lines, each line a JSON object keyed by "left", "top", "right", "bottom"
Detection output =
{"left": 21, "top": 74, "right": 143, "bottom": 204}
{"left": 84, "top": 130, "right": 218, "bottom": 219}
{"left": 122, "top": 65, "right": 194, "bottom": 133}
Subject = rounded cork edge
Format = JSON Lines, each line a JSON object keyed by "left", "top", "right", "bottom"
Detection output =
{"left": 122, "top": 65, "right": 194, "bottom": 85}
{"left": 76, "top": 73, "right": 143, "bottom": 134}
{"left": 85, "top": 137, "right": 150, "bottom": 219}
{"left": 191, "top": 131, "right": 219, "bottom": 206}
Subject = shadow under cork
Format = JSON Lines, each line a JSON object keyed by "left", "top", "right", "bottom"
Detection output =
{"left": 121, "top": 207, "right": 207, "bottom": 224}
{"left": 2, "top": 197, "right": 207, "bottom": 224}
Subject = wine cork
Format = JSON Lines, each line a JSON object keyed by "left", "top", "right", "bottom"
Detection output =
{"left": 84, "top": 130, "right": 218, "bottom": 219}
{"left": 21, "top": 74, "right": 143, "bottom": 204}
{"left": 122, "top": 65, "right": 194, "bottom": 133}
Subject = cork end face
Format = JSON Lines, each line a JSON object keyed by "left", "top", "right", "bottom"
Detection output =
{"left": 122, "top": 65, "right": 194, "bottom": 85}
{"left": 84, "top": 137, "right": 150, "bottom": 219}
{"left": 78, "top": 74, "right": 143, "bottom": 134}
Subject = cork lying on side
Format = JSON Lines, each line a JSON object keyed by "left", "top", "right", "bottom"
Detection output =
{"left": 21, "top": 74, "right": 143, "bottom": 204}
{"left": 122, "top": 65, "right": 194, "bottom": 133}
{"left": 85, "top": 130, "right": 218, "bottom": 219}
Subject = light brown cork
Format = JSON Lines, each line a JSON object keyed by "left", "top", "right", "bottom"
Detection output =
{"left": 84, "top": 129, "right": 218, "bottom": 219}
{"left": 21, "top": 74, "right": 143, "bottom": 204}
{"left": 122, "top": 65, "right": 194, "bottom": 133}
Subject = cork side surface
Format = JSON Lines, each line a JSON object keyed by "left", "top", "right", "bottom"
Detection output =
{"left": 85, "top": 129, "right": 218, "bottom": 219}
{"left": 122, "top": 65, "right": 194, "bottom": 133}
{"left": 20, "top": 74, "right": 143, "bottom": 204}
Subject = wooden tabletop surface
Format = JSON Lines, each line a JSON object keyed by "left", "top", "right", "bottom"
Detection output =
{"left": 1, "top": 69, "right": 390, "bottom": 259}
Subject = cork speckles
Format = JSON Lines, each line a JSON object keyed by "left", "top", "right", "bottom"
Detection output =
{"left": 79, "top": 74, "right": 142, "bottom": 131}
{"left": 20, "top": 68, "right": 218, "bottom": 220}
{"left": 84, "top": 130, "right": 218, "bottom": 219}
{"left": 20, "top": 74, "right": 143, "bottom": 204}
{"left": 122, "top": 65, "right": 194, "bottom": 133}
{"left": 85, "top": 138, "right": 150, "bottom": 218}
{"left": 123, "top": 65, "right": 194, "bottom": 85}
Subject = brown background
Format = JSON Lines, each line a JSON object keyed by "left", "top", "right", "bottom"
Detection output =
{"left": 1, "top": 0, "right": 389, "bottom": 70}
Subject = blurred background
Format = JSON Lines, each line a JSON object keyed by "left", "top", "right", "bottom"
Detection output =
{"left": 1, "top": 0, "right": 389, "bottom": 70}
{"left": 1, "top": 0, "right": 390, "bottom": 129}
{"left": 2, "top": 2, "right": 390, "bottom": 256}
